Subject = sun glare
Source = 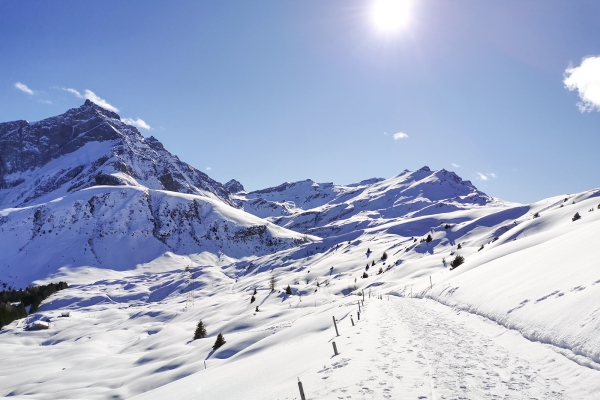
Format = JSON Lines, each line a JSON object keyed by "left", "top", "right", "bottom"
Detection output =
{"left": 372, "top": 0, "right": 411, "bottom": 32}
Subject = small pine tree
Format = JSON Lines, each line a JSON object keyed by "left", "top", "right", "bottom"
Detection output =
{"left": 366, "top": 248, "right": 372, "bottom": 253}
{"left": 381, "top": 252, "right": 388, "bottom": 260}
{"left": 572, "top": 212, "right": 581, "bottom": 221}
{"left": 213, "top": 333, "right": 226, "bottom": 350}
{"left": 250, "top": 295, "right": 255, "bottom": 303}
{"left": 378, "top": 267, "right": 383, "bottom": 274}
{"left": 426, "top": 234, "right": 432, "bottom": 243}
{"left": 269, "top": 275, "right": 276, "bottom": 292}
{"left": 365, "top": 265, "right": 370, "bottom": 271}
{"left": 450, "top": 255, "right": 465, "bottom": 270}
{"left": 478, "top": 245, "right": 484, "bottom": 252}
{"left": 457, "top": 243, "right": 462, "bottom": 249}
{"left": 371, "top": 260, "right": 375, "bottom": 267}
{"left": 253, "top": 288, "right": 257, "bottom": 295}
{"left": 193, "top": 320, "right": 207, "bottom": 340}
{"left": 533, "top": 212, "right": 540, "bottom": 218}
{"left": 285, "top": 285, "right": 292, "bottom": 295}
{"left": 362, "top": 272, "right": 369, "bottom": 278}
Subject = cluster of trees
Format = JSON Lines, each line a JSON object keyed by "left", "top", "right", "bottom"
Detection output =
{"left": 0, "top": 282, "right": 68, "bottom": 329}
{"left": 193, "top": 320, "right": 226, "bottom": 350}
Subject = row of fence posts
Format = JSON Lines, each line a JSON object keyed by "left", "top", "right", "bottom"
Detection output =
{"left": 300, "top": 277, "right": 439, "bottom": 397}
{"left": 298, "top": 291, "right": 367, "bottom": 400}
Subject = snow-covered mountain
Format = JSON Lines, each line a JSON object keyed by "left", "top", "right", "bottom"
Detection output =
{"left": 2, "top": 102, "right": 600, "bottom": 399}
{"left": 0, "top": 100, "right": 233, "bottom": 208}
{"left": 236, "top": 166, "right": 500, "bottom": 237}
{"left": 0, "top": 102, "right": 308, "bottom": 290}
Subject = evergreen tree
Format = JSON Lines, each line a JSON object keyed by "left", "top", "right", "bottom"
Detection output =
{"left": 457, "top": 243, "right": 462, "bottom": 249}
{"left": 371, "top": 260, "right": 375, "bottom": 267}
{"left": 366, "top": 248, "right": 372, "bottom": 253}
{"left": 450, "top": 255, "right": 465, "bottom": 270}
{"left": 381, "top": 252, "right": 388, "bottom": 260}
{"left": 426, "top": 234, "right": 432, "bottom": 243}
{"left": 213, "top": 333, "right": 226, "bottom": 350}
{"left": 253, "top": 288, "right": 257, "bottom": 295}
{"left": 285, "top": 285, "right": 292, "bottom": 295}
{"left": 362, "top": 272, "right": 369, "bottom": 278}
{"left": 250, "top": 295, "right": 255, "bottom": 303}
{"left": 193, "top": 320, "right": 207, "bottom": 340}
{"left": 572, "top": 212, "right": 581, "bottom": 221}
{"left": 269, "top": 275, "right": 276, "bottom": 292}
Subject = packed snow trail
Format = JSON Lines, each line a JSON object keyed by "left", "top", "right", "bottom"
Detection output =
{"left": 309, "top": 297, "right": 571, "bottom": 399}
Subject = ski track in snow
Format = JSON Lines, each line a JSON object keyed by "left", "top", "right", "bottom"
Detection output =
{"left": 311, "top": 298, "right": 568, "bottom": 400}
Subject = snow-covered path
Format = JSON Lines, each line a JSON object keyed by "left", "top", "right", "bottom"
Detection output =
{"left": 305, "top": 297, "right": 597, "bottom": 400}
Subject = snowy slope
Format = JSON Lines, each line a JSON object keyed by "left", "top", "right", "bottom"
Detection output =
{"left": 0, "top": 186, "right": 309, "bottom": 290}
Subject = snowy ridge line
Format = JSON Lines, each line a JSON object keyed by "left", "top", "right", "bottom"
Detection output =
{"left": 413, "top": 289, "right": 600, "bottom": 371}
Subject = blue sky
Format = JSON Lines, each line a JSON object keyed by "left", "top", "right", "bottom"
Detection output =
{"left": 1, "top": 0, "right": 599, "bottom": 203}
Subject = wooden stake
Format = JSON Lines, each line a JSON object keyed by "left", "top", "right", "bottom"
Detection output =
{"left": 333, "top": 316, "right": 340, "bottom": 336}
{"left": 298, "top": 378, "right": 306, "bottom": 400}
{"left": 350, "top": 315, "right": 355, "bottom": 326}
{"left": 332, "top": 341, "right": 339, "bottom": 356}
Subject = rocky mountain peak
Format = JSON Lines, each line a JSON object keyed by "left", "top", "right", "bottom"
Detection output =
{"left": 0, "top": 102, "right": 233, "bottom": 208}
{"left": 225, "top": 179, "right": 245, "bottom": 194}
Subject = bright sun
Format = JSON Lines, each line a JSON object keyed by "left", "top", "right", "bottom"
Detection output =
{"left": 372, "top": 0, "right": 411, "bottom": 32}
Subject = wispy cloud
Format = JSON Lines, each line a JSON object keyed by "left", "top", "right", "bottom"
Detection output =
{"left": 14, "top": 82, "right": 35, "bottom": 95}
{"left": 451, "top": 163, "right": 460, "bottom": 168}
{"left": 63, "top": 88, "right": 119, "bottom": 112}
{"left": 476, "top": 172, "right": 497, "bottom": 181}
{"left": 122, "top": 117, "right": 151, "bottom": 130}
{"left": 206, "top": 167, "right": 212, "bottom": 171}
{"left": 564, "top": 55, "right": 600, "bottom": 112}
{"left": 393, "top": 132, "right": 409, "bottom": 140}
{"left": 37, "top": 99, "right": 53, "bottom": 105}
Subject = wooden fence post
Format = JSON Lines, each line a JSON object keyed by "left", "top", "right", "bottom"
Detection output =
{"left": 350, "top": 315, "right": 355, "bottom": 326}
{"left": 333, "top": 316, "right": 340, "bottom": 336}
{"left": 298, "top": 378, "right": 306, "bottom": 400}
{"left": 332, "top": 341, "right": 339, "bottom": 356}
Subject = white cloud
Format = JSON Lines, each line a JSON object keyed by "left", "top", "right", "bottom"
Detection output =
{"left": 393, "top": 132, "right": 409, "bottom": 140}
{"left": 206, "top": 167, "right": 212, "bottom": 171}
{"left": 452, "top": 163, "right": 460, "bottom": 168}
{"left": 564, "top": 55, "right": 600, "bottom": 112}
{"left": 476, "top": 172, "right": 497, "bottom": 181}
{"left": 383, "top": 131, "right": 389, "bottom": 136}
{"left": 122, "top": 117, "right": 151, "bottom": 130}
{"left": 63, "top": 88, "right": 119, "bottom": 112}
{"left": 14, "top": 82, "right": 34, "bottom": 95}
{"left": 37, "top": 99, "right": 53, "bottom": 105}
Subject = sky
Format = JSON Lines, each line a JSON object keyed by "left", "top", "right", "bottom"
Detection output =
{"left": 1, "top": 0, "right": 599, "bottom": 203}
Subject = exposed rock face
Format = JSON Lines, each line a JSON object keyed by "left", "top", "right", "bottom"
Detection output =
{"left": 225, "top": 179, "right": 245, "bottom": 194}
{"left": 0, "top": 100, "right": 233, "bottom": 208}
